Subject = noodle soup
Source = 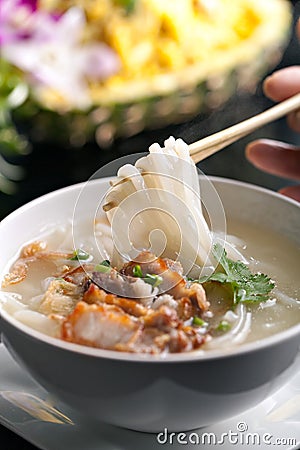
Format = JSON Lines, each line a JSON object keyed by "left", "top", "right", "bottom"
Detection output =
{"left": 1, "top": 137, "right": 299, "bottom": 355}
{"left": 0, "top": 175, "right": 299, "bottom": 433}
{"left": 1, "top": 216, "right": 299, "bottom": 354}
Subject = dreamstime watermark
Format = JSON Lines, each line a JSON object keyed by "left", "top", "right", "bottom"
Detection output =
{"left": 156, "top": 422, "right": 297, "bottom": 446}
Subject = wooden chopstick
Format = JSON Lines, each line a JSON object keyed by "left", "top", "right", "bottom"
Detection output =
{"left": 189, "top": 92, "right": 300, "bottom": 164}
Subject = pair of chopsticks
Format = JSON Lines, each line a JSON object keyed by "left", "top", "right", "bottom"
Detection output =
{"left": 189, "top": 93, "right": 300, "bottom": 163}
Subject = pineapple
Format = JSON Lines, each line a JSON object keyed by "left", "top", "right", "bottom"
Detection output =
{"left": 29, "top": 0, "right": 293, "bottom": 144}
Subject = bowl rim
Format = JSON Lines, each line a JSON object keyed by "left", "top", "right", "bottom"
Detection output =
{"left": 0, "top": 176, "right": 299, "bottom": 363}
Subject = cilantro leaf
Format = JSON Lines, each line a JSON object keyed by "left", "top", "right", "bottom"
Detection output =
{"left": 204, "top": 243, "right": 275, "bottom": 304}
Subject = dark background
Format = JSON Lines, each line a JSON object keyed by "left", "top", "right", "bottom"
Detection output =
{"left": 1, "top": 1, "right": 300, "bottom": 448}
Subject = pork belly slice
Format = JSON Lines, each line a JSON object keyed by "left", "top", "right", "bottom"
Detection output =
{"left": 62, "top": 292, "right": 207, "bottom": 353}
{"left": 61, "top": 301, "right": 142, "bottom": 349}
{"left": 84, "top": 283, "right": 197, "bottom": 322}
{"left": 121, "top": 251, "right": 209, "bottom": 311}
{"left": 90, "top": 268, "right": 157, "bottom": 304}
{"left": 83, "top": 283, "right": 148, "bottom": 317}
{"left": 116, "top": 324, "right": 206, "bottom": 354}
{"left": 143, "top": 305, "right": 178, "bottom": 330}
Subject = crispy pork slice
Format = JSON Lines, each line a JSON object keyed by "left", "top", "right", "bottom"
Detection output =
{"left": 90, "top": 269, "right": 156, "bottom": 302}
{"left": 116, "top": 324, "right": 206, "bottom": 354}
{"left": 167, "top": 327, "right": 204, "bottom": 353}
{"left": 83, "top": 283, "right": 148, "bottom": 317}
{"left": 151, "top": 295, "right": 197, "bottom": 321}
{"left": 61, "top": 301, "right": 141, "bottom": 349}
{"left": 70, "top": 288, "right": 207, "bottom": 353}
{"left": 121, "top": 251, "right": 209, "bottom": 310}
{"left": 163, "top": 258, "right": 183, "bottom": 275}
{"left": 142, "top": 305, "right": 178, "bottom": 330}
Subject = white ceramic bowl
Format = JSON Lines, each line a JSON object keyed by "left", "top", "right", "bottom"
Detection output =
{"left": 0, "top": 177, "right": 299, "bottom": 433}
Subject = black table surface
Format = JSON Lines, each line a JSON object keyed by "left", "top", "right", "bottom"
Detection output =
{"left": 1, "top": 3, "right": 300, "bottom": 449}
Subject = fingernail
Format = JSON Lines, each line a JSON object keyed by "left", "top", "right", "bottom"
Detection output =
{"left": 264, "top": 75, "right": 274, "bottom": 82}
{"left": 263, "top": 75, "right": 272, "bottom": 86}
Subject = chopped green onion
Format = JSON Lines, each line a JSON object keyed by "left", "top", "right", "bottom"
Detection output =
{"left": 143, "top": 273, "right": 163, "bottom": 288}
{"left": 216, "top": 320, "right": 231, "bottom": 332}
{"left": 95, "top": 264, "right": 111, "bottom": 273}
{"left": 70, "top": 249, "right": 90, "bottom": 261}
{"left": 132, "top": 265, "right": 163, "bottom": 288}
{"left": 100, "top": 260, "right": 110, "bottom": 267}
{"left": 133, "top": 264, "right": 143, "bottom": 278}
{"left": 193, "top": 316, "right": 207, "bottom": 327}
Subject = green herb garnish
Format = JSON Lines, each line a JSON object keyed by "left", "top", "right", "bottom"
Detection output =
{"left": 193, "top": 316, "right": 207, "bottom": 327}
{"left": 216, "top": 320, "right": 231, "bottom": 332}
{"left": 143, "top": 273, "right": 163, "bottom": 288}
{"left": 100, "top": 260, "right": 111, "bottom": 267}
{"left": 70, "top": 249, "right": 90, "bottom": 261}
{"left": 95, "top": 265, "right": 110, "bottom": 273}
{"left": 95, "top": 260, "right": 111, "bottom": 273}
{"left": 133, "top": 264, "right": 163, "bottom": 288}
{"left": 133, "top": 264, "right": 143, "bottom": 278}
{"left": 202, "top": 243, "right": 275, "bottom": 304}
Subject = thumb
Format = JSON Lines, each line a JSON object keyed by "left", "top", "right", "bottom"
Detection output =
{"left": 246, "top": 139, "right": 300, "bottom": 181}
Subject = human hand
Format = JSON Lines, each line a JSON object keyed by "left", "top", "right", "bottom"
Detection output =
{"left": 246, "top": 20, "right": 300, "bottom": 202}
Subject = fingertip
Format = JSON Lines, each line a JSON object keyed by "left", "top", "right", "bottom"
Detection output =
{"left": 263, "top": 75, "right": 277, "bottom": 101}
{"left": 245, "top": 141, "right": 255, "bottom": 161}
{"left": 245, "top": 140, "right": 300, "bottom": 180}
{"left": 245, "top": 139, "right": 277, "bottom": 162}
{"left": 245, "top": 140, "right": 262, "bottom": 163}
{"left": 278, "top": 185, "right": 300, "bottom": 202}
{"left": 263, "top": 75, "right": 276, "bottom": 100}
{"left": 262, "top": 67, "right": 300, "bottom": 101}
{"left": 287, "top": 110, "right": 300, "bottom": 133}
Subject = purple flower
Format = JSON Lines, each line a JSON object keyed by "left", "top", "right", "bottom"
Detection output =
{"left": 0, "top": 0, "right": 38, "bottom": 44}
{"left": 81, "top": 44, "right": 121, "bottom": 80}
{"left": 18, "top": 0, "right": 37, "bottom": 11}
{"left": 2, "top": 7, "right": 120, "bottom": 109}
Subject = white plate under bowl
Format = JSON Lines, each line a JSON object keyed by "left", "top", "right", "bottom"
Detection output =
{"left": 0, "top": 343, "right": 299, "bottom": 450}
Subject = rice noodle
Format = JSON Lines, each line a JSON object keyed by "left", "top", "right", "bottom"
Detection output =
{"left": 13, "top": 309, "right": 58, "bottom": 336}
{"left": 205, "top": 304, "right": 252, "bottom": 349}
{"left": 105, "top": 137, "right": 213, "bottom": 273}
{"left": 273, "top": 288, "right": 300, "bottom": 307}
{"left": 0, "top": 291, "right": 27, "bottom": 314}
{"left": 0, "top": 291, "right": 58, "bottom": 336}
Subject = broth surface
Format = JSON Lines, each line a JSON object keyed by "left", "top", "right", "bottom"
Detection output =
{"left": 226, "top": 219, "right": 300, "bottom": 342}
